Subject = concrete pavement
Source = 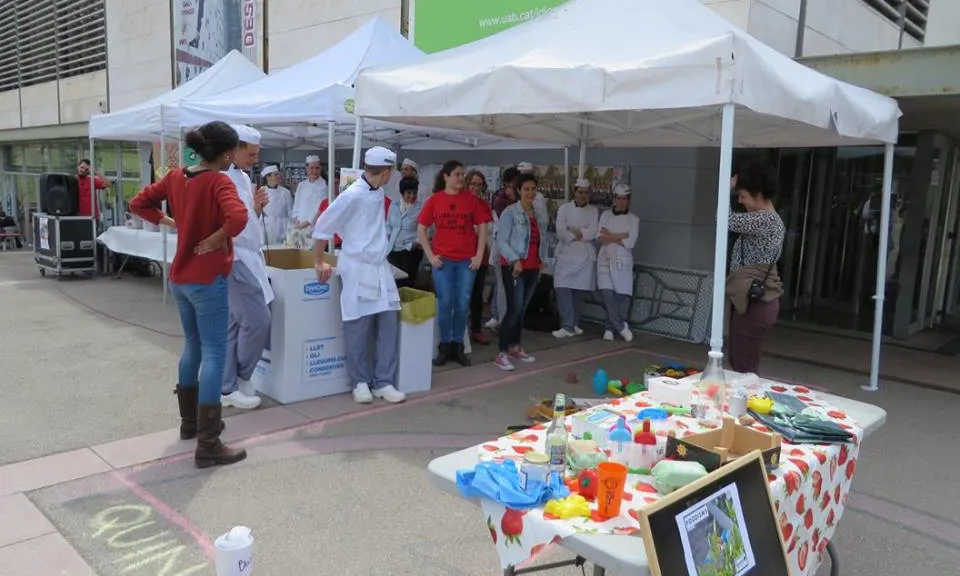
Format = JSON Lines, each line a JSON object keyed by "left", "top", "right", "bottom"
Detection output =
{"left": 1, "top": 250, "right": 959, "bottom": 576}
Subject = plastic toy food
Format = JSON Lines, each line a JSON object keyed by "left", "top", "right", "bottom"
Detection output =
{"left": 577, "top": 469, "right": 599, "bottom": 500}
{"left": 544, "top": 495, "right": 591, "bottom": 519}
{"left": 747, "top": 396, "right": 774, "bottom": 414}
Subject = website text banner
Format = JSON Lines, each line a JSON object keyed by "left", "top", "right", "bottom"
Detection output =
{"left": 412, "top": 0, "right": 569, "bottom": 54}
{"left": 171, "top": 0, "right": 262, "bottom": 87}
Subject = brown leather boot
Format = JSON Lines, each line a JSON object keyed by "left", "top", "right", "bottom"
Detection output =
{"left": 175, "top": 386, "right": 225, "bottom": 440}
{"left": 195, "top": 404, "right": 247, "bottom": 469}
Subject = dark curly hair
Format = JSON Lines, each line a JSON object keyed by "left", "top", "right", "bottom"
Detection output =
{"left": 734, "top": 162, "right": 777, "bottom": 201}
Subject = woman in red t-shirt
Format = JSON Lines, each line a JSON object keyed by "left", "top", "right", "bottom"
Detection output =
{"left": 417, "top": 160, "right": 492, "bottom": 366}
{"left": 129, "top": 121, "right": 248, "bottom": 469}
{"left": 492, "top": 173, "right": 549, "bottom": 372}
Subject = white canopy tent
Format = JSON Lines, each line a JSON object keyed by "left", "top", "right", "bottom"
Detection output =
{"left": 355, "top": 0, "right": 901, "bottom": 391}
{"left": 178, "top": 18, "right": 561, "bottom": 175}
{"left": 89, "top": 50, "right": 266, "bottom": 141}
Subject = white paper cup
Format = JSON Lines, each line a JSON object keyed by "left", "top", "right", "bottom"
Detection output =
{"left": 215, "top": 526, "right": 254, "bottom": 576}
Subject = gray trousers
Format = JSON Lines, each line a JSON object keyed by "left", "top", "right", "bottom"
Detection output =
{"left": 600, "top": 289, "right": 630, "bottom": 332}
{"left": 343, "top": 310, "right": 399, "bottom": 390}
{"left": 555, "top": 287, "right": 587, "bottom": 331}
{"left": 222, "top": 260, "right": 271, "bottom": 394}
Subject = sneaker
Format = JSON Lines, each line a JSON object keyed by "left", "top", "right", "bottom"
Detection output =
{"left": 620, "top": 323, "right": 634, "bottom": 343}
{"left": 494, "top": 353, "right": 516, "bottom": 371}
{"left": 237, "top": 378, "right": 257, "bottom": 397}
{"left": 552, "top": 328, "right": 576, "bottom": 339}
{"left": 373, "top": 385, "right": 406, "bottom": 403}
{"left": 603, "top": 330, "right": 614, "bottom": 341}
{"left": 353, "top": 383, "right": 374, "bottom": 404}
{"left": 221, "top": 390, "right": 261, "bottom": 410}
{"left": 485, "top": 318, "right": 500, "bottom": 330}
{"left": 509, "top": 348, "right": 536, "bottom": 363}
{"left": 573, "top": 326, "right": 584, "bottom": 336}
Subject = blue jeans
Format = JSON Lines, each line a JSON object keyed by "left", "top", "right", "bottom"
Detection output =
{"left": 432, "top": 258, "right": 476, "bottom": 343}
{"left": 171, "top": 276, "right": 229, "bottom": 405}
{"left": 499, "top": 267, "right": 539, "bottom": 352}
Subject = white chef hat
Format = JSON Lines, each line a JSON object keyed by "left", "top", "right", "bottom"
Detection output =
{"left": 231, "top": 124, "right": 261, "bottom": 145}
{"left": 517, "top": 161, "right": 534, "bottom": 173}
{"left": 574, "top": 178, "right": 590, "bottom": 189}
{"left": 364, "top": 146, "right": 397, "bottom": 167}
{"left": 401, "top": 158, "right": 418, "bottom": 170}
{"left": 261, "top": 165, "right": 279, "bottom": 177}
{"left": 612, "top": 183, "right": 632, "bottom": 197}
{"left": 305, "top": 155, "right": 321, "bottom": 165}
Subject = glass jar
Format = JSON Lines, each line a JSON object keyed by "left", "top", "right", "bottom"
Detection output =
{"left": 518, "top": 452, "right": 550, "bottom": 491}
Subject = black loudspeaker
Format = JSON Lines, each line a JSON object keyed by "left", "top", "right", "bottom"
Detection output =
{"left": 40, "top": 173, "right": 80, "bottom": 216}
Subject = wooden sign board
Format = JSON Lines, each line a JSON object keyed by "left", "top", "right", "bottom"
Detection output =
{"left": 637, "top": 450, "right": 791, "bottom": 576}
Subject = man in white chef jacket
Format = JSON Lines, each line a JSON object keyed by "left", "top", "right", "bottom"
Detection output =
{"left": 597, "top": 184, "right": 640, "bottom": 343}
{"left": 313, "top": 146, "right": 406, "bottom": 405}
{"left": 259, "top": 165, "right": 292, "bottom": 245}
{"left": 291, "top": 155, "right": 328, "bottom": 234}
{"left": 222, "top": 125, "right": 274, "bottom": 410}
{"left": 552, "top": 179, "right": 599, "bottom": 339}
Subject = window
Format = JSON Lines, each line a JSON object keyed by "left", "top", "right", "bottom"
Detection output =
{"left": 863, "top": 0, "right": 929, "bottom": 42}
{"left": 0, "top": 0, "right": 107, "bottom": 91}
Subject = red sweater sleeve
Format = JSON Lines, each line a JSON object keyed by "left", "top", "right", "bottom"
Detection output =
{"left": 129, "top": 175, "right": 169, "bottom": 225}
{"left": 214, "top": 174, "right": 249, "bottom": 237}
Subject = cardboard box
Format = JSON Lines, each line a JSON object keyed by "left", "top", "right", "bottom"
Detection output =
{"left": 252, "top": 249, "right": 351, "bottom": 404}
{"left": 665, "top": 417, "right": 781, "bottom": 472}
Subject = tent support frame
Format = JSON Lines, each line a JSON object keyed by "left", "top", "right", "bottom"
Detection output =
{"left": 709, "top": 103, "right": 735, "bottom": 353}
{"left": 865, "top": 142, "right": 894, "bottom": 392}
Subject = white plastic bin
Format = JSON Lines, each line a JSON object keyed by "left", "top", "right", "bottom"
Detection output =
{"left": 397, "top": 288, "right": 437, "bottom": 394}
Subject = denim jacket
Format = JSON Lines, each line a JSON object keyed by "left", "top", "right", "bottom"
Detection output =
{"left": 496, "top": 202, "right": 550, "bottom": 264}
{"left": 386, "top": 200, "right": 421, "bottom": 251}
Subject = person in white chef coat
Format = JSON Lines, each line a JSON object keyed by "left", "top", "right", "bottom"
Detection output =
{"left": 221, "top": 125, "right": 273, "bottom": 409}
{"left": 313, "top": 146, "right": 407, "bottom": 405}
{"left": 291, "top": 155, "right": 328, "bottom": 234}
{"left": 259, "top": 165, "right": 292, "bottom": 245}
{"left": 552, "top": 179, "right": 599, "bottom": 339}
{"left": 597, "top": 184, "right": 639, "bottom": 343}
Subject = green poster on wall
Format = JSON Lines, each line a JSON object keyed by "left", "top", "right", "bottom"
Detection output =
{"left": 413, "top": 0, "right": 569, "bottom": 54}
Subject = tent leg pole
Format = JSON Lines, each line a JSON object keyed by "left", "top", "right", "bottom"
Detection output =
{"left": 577, "top": 139, "right": 586, "bottom": 176}
{"left": 864, "top": 142, "right": 894, "bottom": 392}
{"left": 563, "top": 147, "right": 570, "bottom": 202}
{"left": 709, "top": 103, "right": 735, "bottom": 353}
{"left": 352, "top": 117, "right": 363, "bottom": 169}
{"left": 327, "top": 121, "right": 336, "bottom": 255}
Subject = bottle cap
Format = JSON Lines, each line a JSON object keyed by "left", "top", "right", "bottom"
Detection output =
{"left": 708, "top": 351, "right": 724, "bottom": 359}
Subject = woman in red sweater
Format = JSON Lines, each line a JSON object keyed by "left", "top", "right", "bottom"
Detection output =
{"left": 129, "top": 121, "right": 250, "bottom": 469}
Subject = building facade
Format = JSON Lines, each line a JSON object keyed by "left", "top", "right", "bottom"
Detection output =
{"left": 1, "top": 0, "right": 959, "bottom": 342}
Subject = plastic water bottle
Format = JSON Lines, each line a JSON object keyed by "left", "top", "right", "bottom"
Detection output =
{"left": 694, "top": 351, "right": 726, "bottom": 423}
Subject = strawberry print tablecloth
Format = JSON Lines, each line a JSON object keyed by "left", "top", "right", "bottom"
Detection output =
{"left": 475, "top": 380, "right": 863, "bottom": 575}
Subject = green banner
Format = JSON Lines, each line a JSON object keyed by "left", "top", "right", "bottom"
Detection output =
{"left": 413, "top": 0, "right": 569, "bottom": 54}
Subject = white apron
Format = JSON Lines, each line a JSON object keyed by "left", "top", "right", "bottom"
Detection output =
{"left": 596, "top": 210, "right": 640, "bottom": 297}
{"left": 225, "top": 168, "right": 274, "bottom": 304}
{"left": 292, "top": 178, "right": 329, "bottom": 236}
{"left": 312, "top": 177, "right": 400, "bottom": 322}
{"left": 263, "top": 185, "right": 292, "bottom": 245}
{"left": 553, "top": 202, "right": 599, "bottom": 291}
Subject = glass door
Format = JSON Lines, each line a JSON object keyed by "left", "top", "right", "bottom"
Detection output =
{"left": 928, "top": 146, "right": 959, "bottom": 325}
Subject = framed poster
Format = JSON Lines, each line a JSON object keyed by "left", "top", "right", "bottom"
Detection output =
{"left": 637, "top": 451, "right": 790, "bottom": 576}
{"left": 171, "top": 0, "right": 262, "bottom": 87}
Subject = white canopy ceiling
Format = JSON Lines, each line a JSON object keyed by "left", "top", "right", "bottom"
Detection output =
{"left": 178, "top": 17, "right": 559, "bottom": 151}
{"left": 89, "top": 51, "right": 265, "bottom": 142}
{"left": 354, "top": 0, "right": 901, "bottom": 148}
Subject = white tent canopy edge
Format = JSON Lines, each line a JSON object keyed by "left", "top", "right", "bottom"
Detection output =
{"left": 353, "top": 0, "right": 900, "bottom": 391}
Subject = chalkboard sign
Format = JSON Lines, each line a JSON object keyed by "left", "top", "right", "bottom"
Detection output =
{"left": 637, "top": 450, "right": 789, "bottom": 576}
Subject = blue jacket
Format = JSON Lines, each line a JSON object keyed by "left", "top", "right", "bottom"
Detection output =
{"left": 386, "top": 200, "right": 422, "bottom": 251}
{"left": 497, "top": 202, "right": 550, "bottom": 264}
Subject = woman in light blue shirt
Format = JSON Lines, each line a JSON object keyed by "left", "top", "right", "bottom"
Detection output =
{"left": 386, "top": 176, "right": 423, "bottom": 288}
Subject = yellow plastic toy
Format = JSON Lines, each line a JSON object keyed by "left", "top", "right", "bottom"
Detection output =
{"left": 607, "top": 380, "right": 624, "bottom": 396}
{"left": 747, "top": 395, "right": 774, "bottom": 415}
{"left": 544, "top": 495, "right": 591, "bottom": 519}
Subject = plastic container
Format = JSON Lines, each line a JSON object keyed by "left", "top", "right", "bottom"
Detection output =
{"left": 215, "top": 526, "right": 254, "bottom": 576}
{"left": 398, "top": 288, "right": 436, "bottom": 394}
{"left": 647, "top": 376, "right": 693, "bottom": 407}
{"left": 695, "top": 351, "right": 727, "bottom": 423}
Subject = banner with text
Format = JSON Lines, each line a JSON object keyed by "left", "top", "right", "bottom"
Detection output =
{"left": 412, "top": 0, "right": 569, "bottom": 53}
{"left": 171, "top": 0, "right": 262, "bottom": 87}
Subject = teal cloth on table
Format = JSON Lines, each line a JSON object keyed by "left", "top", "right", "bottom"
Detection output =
{"left": 456, "top": 459, "right": 569, "bottom": 509}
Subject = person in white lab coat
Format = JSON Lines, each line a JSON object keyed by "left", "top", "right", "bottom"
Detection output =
{"left": 259, "top": 165, "right": 292, "bottom": 245}
{"left": 552, "top": 179, "right": 599, "bottom": 339}
{"left": 597, "top": 184, "right": 639, "bottom": 342}
{"left": 291, "top": 155, "right": 328, "bottom": 235}
{"left": 221, "top": 125, "right": 274, "bottom": 410}
{"left": 313, "top": 147, "right": 406, "bottom": 405}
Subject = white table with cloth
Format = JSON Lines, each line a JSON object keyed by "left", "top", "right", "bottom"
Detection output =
{"left": 97, "top": 226, "right": 176, "bottom": 266}
{"left": 428, "top": 373, "right": 886, "bottom": 576}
